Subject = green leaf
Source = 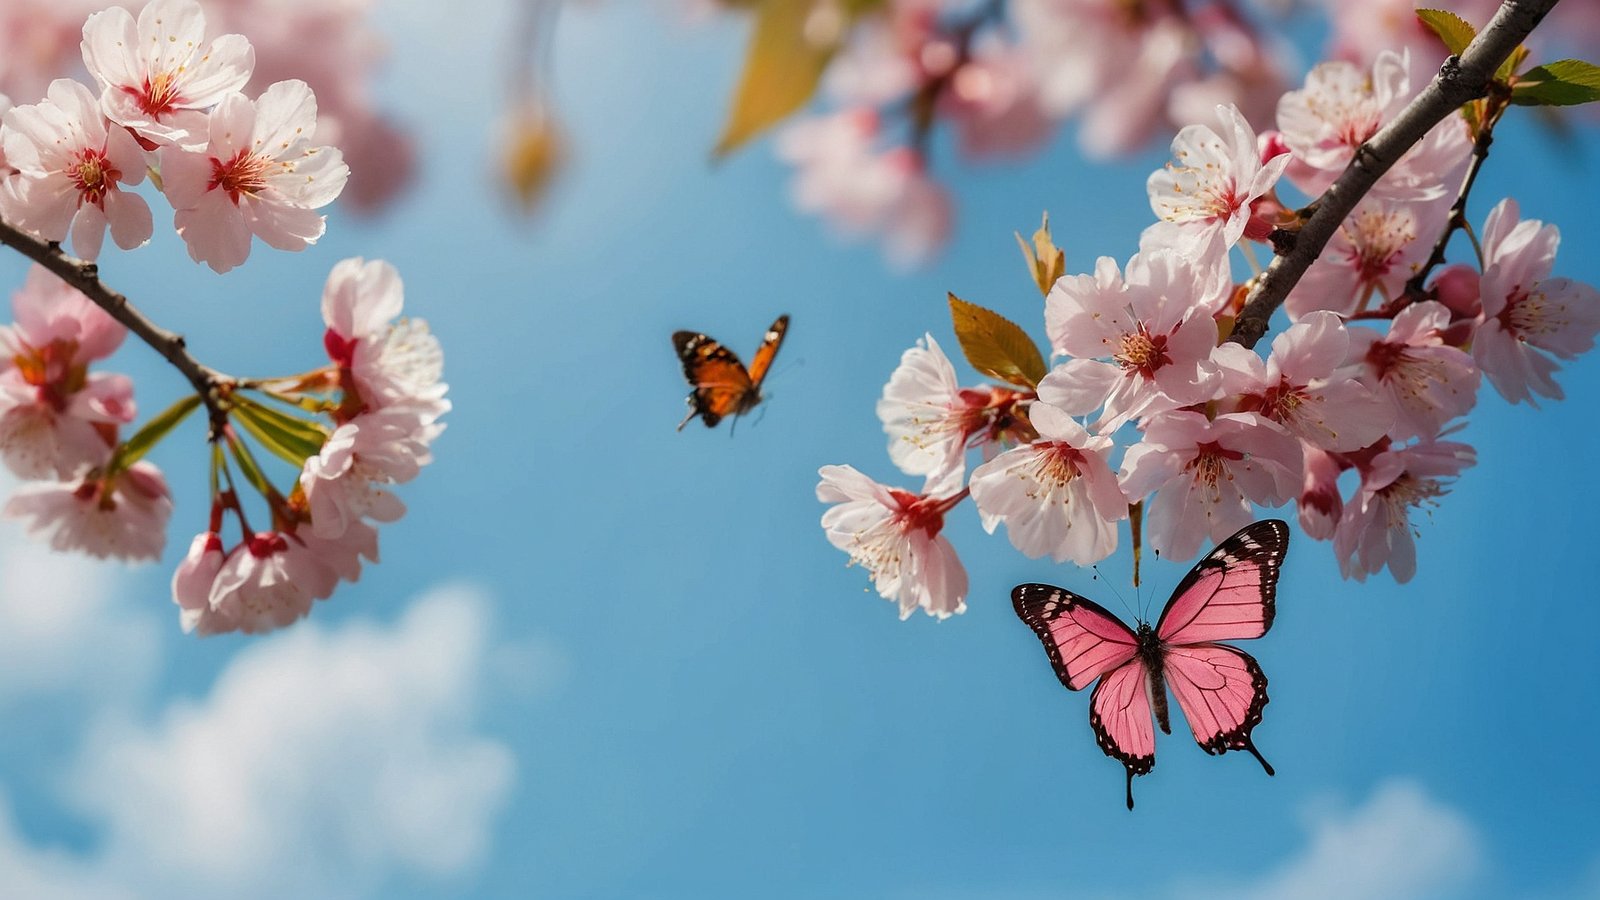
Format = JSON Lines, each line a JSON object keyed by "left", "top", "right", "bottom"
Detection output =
{"left": 1512, "top": 59, "right": 1600, "bottom": 106}
{"left": 106, "top": 394, "right": 201, "bottom": 474}
{"left": 947, "top": 293, "right": 1047, "bottom": 390}
{"left": 226, "top": 433, "right": 277, "bottom": 501}
{"left": 232, "top": 396, "right": 330, "bottom": 469}
{"left": 713, "top": 0, "right": 878, "bottom": 156}
{"left": 1415, "top": 9, "right": 1476, "bottom": 56}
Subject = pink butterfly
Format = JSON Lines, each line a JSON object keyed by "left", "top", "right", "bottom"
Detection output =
{"left": 1012, "top": 519, "right": 1288, "bottom": 810}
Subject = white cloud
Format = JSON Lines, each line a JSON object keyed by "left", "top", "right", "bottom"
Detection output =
{"left": 0, "top": 516, "right": 161, "bottom": 708}
{"left": 1185, "top": 780, "right": 1482, "bottom": 900}
{"left": 0, "top": 582, "right": 522, "bottom": 899}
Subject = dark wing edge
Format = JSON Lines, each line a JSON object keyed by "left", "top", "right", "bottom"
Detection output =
{"left": 1156, "top": 518, "right": 1289, "bottom": 638}
{"left": 1011, "top": 583, "right": 1137, "bottom": 693}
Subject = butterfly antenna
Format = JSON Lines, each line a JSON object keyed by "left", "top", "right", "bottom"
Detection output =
{"left": 1090, "top": 564, "right": 1139, "bottom": 623}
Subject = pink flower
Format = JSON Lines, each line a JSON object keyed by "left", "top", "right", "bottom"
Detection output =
{"left": 1147, "top": 103, "right": 1289, "bottom": 252}
{"left": 1016, "top": 0, "right": 1195, "bottom": 157}
{"left": 1215, "top": 311, "right": 1392, "bottom": 451}
{"left": 940, "top": 40, "right": 1053, "bottom": 160}
{"left": 0, "top": 267, "right": 134, "bottom": 478}
{"left": 1287, "top": 196, "right": 1449, "bottom": 319}
{"left": 1472, "top": 199, "right": 1600, "bottom": 406}
{"left": 1119, "top": 410, "right": 1301, "bottom": 560}
{"left": 321, "top": 257, "right": 445, "bottom": 408}
{"left": 777, "top": 112, "right": 950, "bottom": 266}
{"left": 1041, "top": 249, "right": 1229, "bottom": 431}
{"left": 875, "top": 333, "right": 1030, "bottom": 493}
{"left": 1334, "top": 437, "right": 1474, "bottom": 583}
{"left": 3, "top": 460, "right": 171, "bottom": 561}
{"left": 0, "top": 93, "right": 11, "bottom": 174}
{"left": 205, "top": 531, "right": 337, "bottom": 634}
{"left": 968, "top": 401, "right": 1127, "bottom": 564}
{"left": 1276, "top": 51, "right": 1469, "bottom": 202}
{"left": 80, "top": 0, "right": 254, "bottom": 148}
{"left": 0, "top": 78, "right": 153, "bottom": 260}
{"left": 0, "top": 1, "right": 100, "bottom": 103}
{"left": 817, "top": 464, "right": 968, "bottom": 620}
{"left": 300, "top": 401, "right": 443, "bottom": 539}
{"left": 1298, "top": 444, "right": 1344, "bottom": 541}
{"left": 1347, "top": 301, "right": 1479, "bottom": 441}
{"left": 172, "top": 530, "right": 229, "bottom": 634}
{"left": 160, "top": 79, "right": 348, "bottom": 273}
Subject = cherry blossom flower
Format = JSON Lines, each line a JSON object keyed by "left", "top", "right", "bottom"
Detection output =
{"left": 3, "top": 460, "right": 171, "bottom": 560}
{"left": 321, "top": 257, "right": 446, "bottom": 409}
{"left": 1286, "top": 196, "right": 1448, "bottom": 319}
{"left": 940, "top": 39, "right": 1053, "bottom": 160}
{"left": 0, "top": 93, "right": 10, "bottom": 173}
{"left": 1334, "top": 437, "right": 1474, "bottom": 583}
{"left": 968, "top": 401, "right": 1127, "bottom": 564}
{"left": 1276, "top": 51, "right": 1469, "bottom": 202}
{"left": 205, "top": 530, "right": 338, "bottom": 634}
{"left": 1016, "top": 0, "right": 1196, "bottom": 157}
{"left": 1119, "top": 410, "right": 1301, "bottom": 561}
{"left": 160, "top": 79, "right": 348, "bottom": 273}
{"left": 1298, "top": 444, "right": 1344, "bottom": 541}
{"left": 1472, "top": 199, "right": 1600, "bottom": 406}
{"left": 1215, "top": 311, "right": 1392, "bottom": 451}
{"left": 80, "top": 0, "right": 254, "bottom": 148}
{"left": 0, "top": 267, "right": 134, "bottom": 479}
{"left": 172, "top": 530, "right": 229, "bottom": 634}
{"left": 1347, "top": 301, "right": 1479, "bottom": 441}
{"left": 1041, "top": 248, "right": 1230, "bottom": 431}
{"left": 875, "top": 333, "right": 1030, "bottom": 493}
{"left": 817, "top": 464, "right": 968, "bottom": 620}
{"left": 1147, "top": 103, "right": 1289, "bottom": 252}
{"left": 0, "top": 78, "right": 153, "bottom": 260}
{"left": 300, "top": 400, "right": 443, "bottom": 539}
{"left": 777, "top": 111, "right": 950, "bottom": 266}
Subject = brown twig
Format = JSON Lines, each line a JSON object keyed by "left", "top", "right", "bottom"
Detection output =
{"left": 1228, "top": 0, "right": 1561, "bottom": 349}
{"left": 0, "top": 218, "right": 235, "bottom": 435}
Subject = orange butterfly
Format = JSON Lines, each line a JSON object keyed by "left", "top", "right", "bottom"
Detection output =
{"left": 673, "top": 315, "right": 790, "bottom": 430}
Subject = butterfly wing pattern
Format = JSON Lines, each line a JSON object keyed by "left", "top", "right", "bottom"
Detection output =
{"left": 1012, "top": 519, "right": 1289, "bottom": 809}
{"left": 673, "top": 315, "right": 789, "bottom": 430}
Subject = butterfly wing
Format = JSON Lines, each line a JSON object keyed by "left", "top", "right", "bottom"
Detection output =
{"left": 1155, "top": 519, "right": 1288, "bottom": 645}
{"left": 1090, "top": 656, "right": 1157, "bottom": 810}
{"left": 672, "top": 331, "right": 754, "bottom": 429}
{"left": 1012, "top": 583, "right": 1140, "bottom": 691}
{"left": 1163, "top": 644, "right": 1273, "bottom": 774}
{"left": 1013, "top": 583, "right": 1156, "bottom": 809}
{"left": 745, "top": 314, "right": 790, "bottom": 389}
{"left": 1155, "top": 519, "right": 1288, "bottom": 774}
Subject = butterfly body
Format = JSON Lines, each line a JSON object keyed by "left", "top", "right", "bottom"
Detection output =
{"left": 1014, "top": 519, "right": 1288, "bottom": 809}
{"left": 672, "top": 315, "right": 789, "bottom": 431}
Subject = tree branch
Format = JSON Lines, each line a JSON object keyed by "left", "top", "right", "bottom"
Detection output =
{"left": 0, "top": 218, "right": 235, "bottom": 435}
{"left": 1228, "top": 0, "right": 1562, "bottom": 349}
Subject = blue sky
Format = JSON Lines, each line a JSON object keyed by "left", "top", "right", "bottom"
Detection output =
{"left": 0, "top": 2, "right": 1597, "bottom": 898}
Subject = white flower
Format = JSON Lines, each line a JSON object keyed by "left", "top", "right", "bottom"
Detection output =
{"left": 817, "top": 465, "right": 968, "bottom": 620}
{"left": 968, "top": 402, "right": 1127, "bottom": 564}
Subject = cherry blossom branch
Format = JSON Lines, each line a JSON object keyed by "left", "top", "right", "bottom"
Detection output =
{"left": 1401, "top": 92, "right": 1511, "bottom": 302}
{"left": 1228, "top": 0, "right": 1562, "bottom": 349}
{"left": 0, "top": 218, "right": 235, "bottom": 434}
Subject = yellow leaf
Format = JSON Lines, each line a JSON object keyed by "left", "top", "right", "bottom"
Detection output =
{"left": 714, "top": 0, "right": 871, "bottom": 157}
{"left": 947, "top": 293, "right": 1047, "bottom": 390}
{"left": 1014, "top": 211, "right": 1065, "bottom": 297}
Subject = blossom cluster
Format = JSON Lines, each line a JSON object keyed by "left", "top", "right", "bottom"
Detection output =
{"left": 752, "top": 0, "right": 1600, "bottom": 265}
{"left": 0, "top": 0, "right": 409, "bottom": 215}
{"left": 819, "top": 49, "right": 1600, "bottom": 619}
{"left": 172, "top": 258, "right": 446, "bottom": 635}
{"left": 0, "top": 0, "right": 349, "bottom": 272}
